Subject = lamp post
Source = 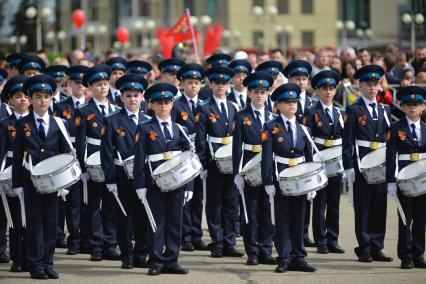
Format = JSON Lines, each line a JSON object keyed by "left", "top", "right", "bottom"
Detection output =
{"left": 86, "top": 24, "right": 96, "bottom": 51}
{"left": 402, "top": 12, "right": 425, "bottom": 51}
{"left": 222, "top": 29, "right": 231, "bottom": 49}
{"left": 336, "top": 20, "right": 356, "bottom": 48}
{"left": 57, "top": 30, "right": 66, "bottom": 53}
{"left": 253, "top": 5, "right": 278, "bottom": 52}
{"left": 145, "top": 19, "right": 156, "bottom": 49}
{"left": 133, "top": 20, "right": 144, "bottom": 48}
{"left": 356, "top": 28, "right": 373, "bottom": 48}
{"left": 25, "top": 6, "right": 52, "bottom": 51}
{"left": 98, "top": 25, "right": 108, "bottom": 52}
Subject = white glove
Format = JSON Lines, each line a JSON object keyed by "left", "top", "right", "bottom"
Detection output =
{"left": 387, "top": 183, "right": 397, "bottom": 198}
{"left": 345, "top": 168, "right": 355, "bottom": 184}
{"left": 58, "top": 188, "right": 69, "bottom": 198}
{"left": 136, "top": 188, "right": 147, "bottom": 203}
{"left": 81, "top": 172, "right": 89, "bottom": 182}
{"left": 200, "top": 169, "right": 208, "bottom": 180}
{"left": 184, "top": 191, "right": 193, "bottom": 202}
{"left": 307, "top": 191, "right": 317, "bottom": 202}
{"left": 106, "top": 184, "right": 118, "bottom": 194}
{"left": 234, "top": 174, "right": 245, "bottom": 191}
{"left": 14, "top": 187, "right": 23, "bottom": 198}
{"left": 265, "top": 185, "right": 276, "bottom": 198}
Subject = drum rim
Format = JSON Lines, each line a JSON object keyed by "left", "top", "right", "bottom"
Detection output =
{"left": 278, "top": 162, "right": 325, "bottom": 179}
{"left": 397, "top": 159, "right": 426, "bottom": 181}
{"left": 241, "top": 153, "right": 262, "bottom": 172}
{"left": 214, "top": 143, "right": 233, "bottom": 159}
{"left": 0, "top": 165, "right": 12, "bottom": 179}
{"left": 152, "top": 151, "right": 195, "bottom": 175}
{"left": 31, "top": 153, "right": 78, "bottom": 177}
{"left": 85, "top": 151, "right": 101, "bottom": 166}
{"left": 359, "top": 147, "right": 386, "bottom": 168}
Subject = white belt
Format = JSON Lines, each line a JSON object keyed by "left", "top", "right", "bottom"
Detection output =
{"left": 356, "top": 139, "right": 386, "bottom": 150}
{"left": 398, "top": 153, "right": 426, "bottom": 161}
{"left": 87, "top": 137, "right": 101, "bottom": 146}
{"left": 314, "top": 137, "right": 342, "bottom": 147}
{"left": 24, "top": 161, "right": 31, "bottom": 171}
{"left": 70, "top": 137, "right": 76, "bottom": 143}
{"left": 147, "top": 151, "right": 182, "bottom": 162}
{"left": 275, "top": 155, "right": 305, "bottom": 166}
{"left": 7, "top": 151, "right": 13, "bottom": 158}
{"left": 208, "top": 136, "right": 233, "bottom": 145}
{"left": 243, "top": 144, "right": 262, "bottom": 153}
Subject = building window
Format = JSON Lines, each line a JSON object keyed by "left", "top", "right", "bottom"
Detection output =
{"left": 253, "top": 0, "right": 264, "bottom": 8}
{"left": 276, "top": 32, "right": 291, "bottom": 48}
{"left": 208, "top": 0, "right": 217, "bottom": 15}
{"left": 277, "top": 0, "right": 289, "bottom": 14}
{"left": 88, "top": 2, "right": 99, "bottom": 20}
{"left": 302, "top": 31, "right": 314, "bottom": 47}
{"left": 139, "top": 0, "right": 150, "bottom": 16}
{"left": 301, "top": 0, "right": 314, "bottom": 14}
{"left": 253, "top": 31, "right": 264, "bottom": 48}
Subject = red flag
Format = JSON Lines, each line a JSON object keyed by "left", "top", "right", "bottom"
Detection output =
{"left": 203, "top": 24, "right": 224, "bottom": 55}
{"left": 156, "top": 26, "right": 176, "bottom": 58}
{"left": 166, "top": 11, "right": 192, "bottom": 41}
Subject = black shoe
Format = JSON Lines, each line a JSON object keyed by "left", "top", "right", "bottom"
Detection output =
{"left": 223, "top": 246, "right": 244, "bottom": 257}
{"left": 401, "top": 259, "right": 414, "bottom": 269}
{"left": 355, "top": 248, "right": 372, "bottom": 262}
{"left": 10, "top": 262, "right": 23, "bottom": 272}
{"left": 210, "top": 249, "right": 223, "bottom": 258}
{"left": 275, "top": 262, "right": 289, "bottom": 273}
{"left": 328, "top": 243, "right": 345, "bottom": 253}
{"left": 30, "top": 268, "right": 48, "bottom": 279}
{"left": 372, "top": 251, "right": 393, "bottom": 262}
{"left": 66, "top": 248, "right": 79, "bottom": 255}
{"left": 0, "top": 253, "right": 9, "bottom": 263}
{"left": 304, "top": 238, "right": 316, "bottom": 248}
{"left": 259, "top": 254, "right": 277, "bottom": 265}
{"left": 289, "top": 260, "right": 317, "bottom": 272}
{"left": 413, "top": 259, "right": 426, "bottom": 268}
{"left": 181, "top": 243, "right": 195, "bottom": 251}
{"left": 45, "top": 268, "right": 59, "bottom": 279}
{"left": 148, "top": 266, "right": 162, "bottom": 276}
{"left": 56, "top": 239, "right": 67, "bottom": 249}
{"left": 90, "top": 251, "right": 102, "bottom": 261}
{"left": 121, "top": 258, "right": 133, "bottom": 269}
{"left": 103, "top": 250, "right": 121, "bottom": 261}
{"left": 246, "top": 254, "right": 258, "bottom": 265}
{"left": 193, "top": 240, "right": 209, "bottom": 251}
{"left": 133, "top": 259, "right": 149, "bottom": 268}
{"left": 163, "top": 264, "right": 189, "bottom": 274}
{"left": 317, "top": 246, "right": 329, "bottom": 254}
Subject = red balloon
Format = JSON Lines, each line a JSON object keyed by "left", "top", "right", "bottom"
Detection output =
{"left": 71, "top": 9, "right": 86, "bottom": 28}
{"left": 116, "top": 26, "right": 129, "bottom": 44}
{"left": 384, "top": 91, "right": 393, "bottom": 105}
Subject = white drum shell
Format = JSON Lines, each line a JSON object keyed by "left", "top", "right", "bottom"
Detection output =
{"left": 278, "top": 162, "right": 328, "bottom": 196}
{"left": 241, "top": 153, "right": 262, "bottom": 187}
{"left": 359, "top": 147, "right": 386, "bottom": 184}
{"left": 122, "top": 155, "right": 135, "bottom": 179}
{"left": 397, "top": 159, "right": 426, "bottom": 197}
{"left": 152, "top": 151, "right": 202, "bottom": 192}
{"left": 0, "top": 166, "right": 15, "bottom": 197}
{"left": 86, "top": 151, "right": 105, "bottom": 182}
{"left": 214, "top": 143, "right": 233, "bottom": 174}
{"left": 313, "top": 146, "right": 343, "bottom": 177}
{"left": 31, "top": 154, "right": 82, "bottom": 194}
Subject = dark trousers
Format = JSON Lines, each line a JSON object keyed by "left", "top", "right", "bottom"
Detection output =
{"left": 0, "top": 201, "right": 6, "bottom": 255}
{"left": 397, "top": 190, "right": 426, "bottom": 261}
{"left": 313, "top": 175, "right": 342, "bottom": 247}
{"left": 56, "top": 199, "right": 66, "bottom": 242}
{"left": 353, "top": 168, "right": 387, "bottom": 256}
{"left": 24, "top": 186, "right": 58, "bottom": 272}
{"left": 303, "top": 202, "right": 311, "bottom": 242}
{"left": 182, "top": 176, "right": 204, "bottom": 244}
{"left": 147, "top": 185, "right": 184, "bottom": 269}
{"left": 65, "top": 181, "right": 82, "bottom": 250}
{"left": 206, "top": 162, "right": 237, "bottom": 250}
{"left": 87, "top": 180, "right": 117, "bottom": 253}
{"left": 116, "top": 168, "right": 149, "bottom": 262}
{"left": 274, "top": 190, "right": 307, "bottom": 264}
{"left": 242, "top": 184, "right": 273, "bottom": 257}
{"left": 8, "top": 196, "right": 26, "bottom": 266}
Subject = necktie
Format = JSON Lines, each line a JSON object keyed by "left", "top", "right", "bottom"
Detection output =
{"left": 286, "top": 121, "right": 294, "bottom": 146}
{"left": 129, "top": 114, "right": 137, "bottom": 125}
{"left": 325, "top": 108, "right": 333, "bottom": 125}
{"left": 220, "top": 102, "right": 228, "bottom": 122}
{"left": 99, "top": 105, "right": 106, "bottom": 116}
{"left": 298, "top": 100, "right": 304, "bottom": 114}
{"left": 161, "top": 121, "right": 172, "bottom": 142}
{"left": 52, "top": 97, "right": 57, "bottom": 104}
{"left": 239, "top": 94, "right": 245, "bottom": 109}
{"left": 369, "top": 102, "right": 378, "bottom": 119}
{"left": 37, "top": 118, "right": 46, "bottom": 141}
{"left": 411, "top": 123, "right": 419, "bottom": 145}
{"left": 75, "top": 101, "right": 80, "bottom": 108}
{"left": 190, "top": 99, "right": 196, "bottom": 115}
{"left": 254, "top": 110, "right": 262, "bottom": 129}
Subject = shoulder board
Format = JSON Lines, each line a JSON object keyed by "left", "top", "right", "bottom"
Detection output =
{"left": 140, "top": 118, "right": 152, "bottom": 125}
{"left": 79, "top": 102, "right": 89, "bottom": 109}
{"left": 173, "top": 94, "right": 182, "bottom": 102}
{"left": 198, "top": 98, "right": 210, "bottom": 106}
{"left": 0, "top": 116, "right": 9, "bottom": 123}
{"left": 229, "top": 101, "right": 240, "bottom": 111}
{"left": 140, "top": 113, "right": 152, "bottom": 120}
{"left": 270, "top": 113, "right": 278, "bottom": 121}
{"left": 105, "top": 109, "right": 120, "bottom": 118}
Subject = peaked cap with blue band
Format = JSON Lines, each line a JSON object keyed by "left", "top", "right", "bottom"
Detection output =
{"left": 116, "top": 73, "right": 148, "bottom": 92}
{"left": 158, "top": 58, "right": 185, "bottom": 73}
{"left": 105, "top": 57, "right": 127, "bottom": 71}
{"left": 65, "top": 65, "right": 89, "bottom": 81}
{"left": 282, "top": 59, "right": 311, "bottom": 78}
{"left": 177, "top": 63, "right": 205, "bottom": 81}
{"left": 228, "top": 59, "right": 252, "bottom": 74}
{"left": 255, "top": 60, "right": 283, "bottom": 76}
{"left": 243, "top": 71, "right": 273, "bottom": 90}
{"left": 354, "top": 64, "right": 384, "bottom": 82}
{"left": 206, "top": 66, "right": 235, "bottom": 83}
{"left": 18, "top": 55, "right": 45, "bottom": 74}
{"left": 271, "top": 83, "right": 301, "bottom": 102}
{"left": 396, "top": 85, "right": 426, "bottom": 103}
{"left": 6, "top": 52, "right": 26, "bottom": 67}
{"left": 144, "top": 82, "right": 178, "bottom": 102}
{"left": 311, "top": 69, "right": 340, "bottom": 89}
{"left": 44, "top": 64, "right": 68, "bottom": 78}
{"left": 22, "top": 75, "right": 57, "bottom": 97}
{"left": 126, "top": 60, "right": 152, "bottom": 75}
{"left": 82, "top": 64, "right": 111, "bottom": 87}
{"left": 1, "top": 75, "right": 27, "bottom": 100}
{"left": 207, "top": 53, "right": 232, "bottom": 67}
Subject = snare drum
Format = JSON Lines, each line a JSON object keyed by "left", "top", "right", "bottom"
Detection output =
{"left": 241, "top": 153, "right": 262, "bottom": 187}
{"left": 214, "top": 143, "right": 233, "bottom": 174}
{"left": 122, "top": 155, "right": 135, "bottom": 179}
{"left": 313, "top": 146, "right": 343, "bottom": 177}
{"left": 278, "top": 162, "right": 328, "bottom": 196}
{"left": 152, "top": 151, "right": 202, "bottom": 192}
{"left": 85, "top": 151, "right": 105, "bottom": 182}
{"left": 397, "top": 159, "right": 426, "bottom": 197}
{"left": 31, "top": 153, "right": 82, "bottom": 194}
{"left": 359, "top": 147, "right": 386, "bottom": 184}
{"left": 0, "top": 166, "right": 16, "bottom": 197}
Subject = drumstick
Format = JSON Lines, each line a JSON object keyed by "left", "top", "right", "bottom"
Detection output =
{"left": 270, "top": 195, "right": 275, "bottom": 226}
{"left": 240, "top": 187, "right": 249, "bottom": 224}
{"left": 348, "top": 183, "right": 354, "bottom": 207}
{"left": 18, "top": 194, "right": 26, "bottom": 228}
{"left": 202, "top": 178, "right": 206, "bottom": 207}
{"left": 113, "top": 192, "right": 127, "bottom": 217}
{"left": 393, "top": 196, "right": 407, "bottom": 226}
{"left": 143, "top": 199, "right": 157, "bottom": 232}
{"left": 82, "top": 179, "right": 88, "bottom": 205}
{"left": 0, "top": 192, "right": 13, "bottom": 229}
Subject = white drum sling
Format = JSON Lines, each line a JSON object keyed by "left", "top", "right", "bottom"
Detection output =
{"left": 397, "top": 159, "right": 426, "bottom": 197}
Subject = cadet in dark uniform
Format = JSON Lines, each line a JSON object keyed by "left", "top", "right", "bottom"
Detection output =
{"left": 158, "top": 58, "right": 185, "bottom": 89}
{"left": 18, "top": 55, "right": 45, "bottom": 77}
{"left": 195, "top": 66, "right": 244, "bottom": 258}
{"left": 134, "top": 82, "right": 192, "bottom": 275}
{"left": 105, "top": 57, "right": 127, "bottom": 106}
{"left": 172, "top": 63, "right": 209, "bottom": 252}
{"left": 0, "top": 75, "right": 29, "bottom": 271}
{"left": 305, "top": 70, "right": 345, "bottom": 254}
{"left": 233, "top": 71, "right": 276, "bottom": 266}
{"left": 261, "top": 83, "right": 316, "bottom": 273}
{"left": 53, "top": 65, "right": 89, "bottom": 255}
{"left": 386, "top": 86, "right": 426, "bottom": 269}
{"left": 126, "top": 60, "right": 152, "bottom": 78}
{"left": 255, "top": 60, "right": 283, "bottom": 113}
{"left": 199, "top": 53, "right": 232, "bottom": 100}
{"left": 12, "top": 75, "right": 72, "bottom": 279}
{"left": 343, "top": 64, "right": 393, "bottom": 262}
{"left": 227, "top": 59, "right": 252, "bottom": 110}
{"left": 5, "top": 52, "right": 26, "bottom": 78}
{"left": 75, "top": 65, "right": 120, "bottom": 261}
{"left": 100, "top": 74, "right": 151, "bottom": 269}
{"left": 283, "top": 59, "right": 315, "bottom": 247}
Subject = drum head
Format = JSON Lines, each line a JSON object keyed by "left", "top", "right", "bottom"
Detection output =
{"left": 153, "top": 152, "right": 193, "bottom": 175}
{"left": 313, "top": 146, "right": 342, "bottom": 162}
{"left": 397, "top": 159, "right": 426, "bottom": 180}
{"left": 31, "top": 154, "right": 75, "bottom": 176}
{"left": 86, "top": 151, "right": 101, "bottom": 166}
{"left": 0, "top": 166, "right": 12, "bottom": 180}
{"left": 215, "top": 143, "right": 233, "bottom": 159}
{"left": 279, "top": 162, "right": 323, "bottom": 178}
{"left": 241, "top": 153, "right": 261, "bottom": 172}
{"left": 360, "top": 147, "right": 386, "bottom": 169}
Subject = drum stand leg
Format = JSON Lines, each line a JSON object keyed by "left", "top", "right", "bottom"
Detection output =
{"left": 0, "top": 192, "right": 13, "bottom": 228}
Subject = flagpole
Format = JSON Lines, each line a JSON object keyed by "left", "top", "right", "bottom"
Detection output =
{"left": 186, "top": 9, "right": 201, "bottom": 64}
